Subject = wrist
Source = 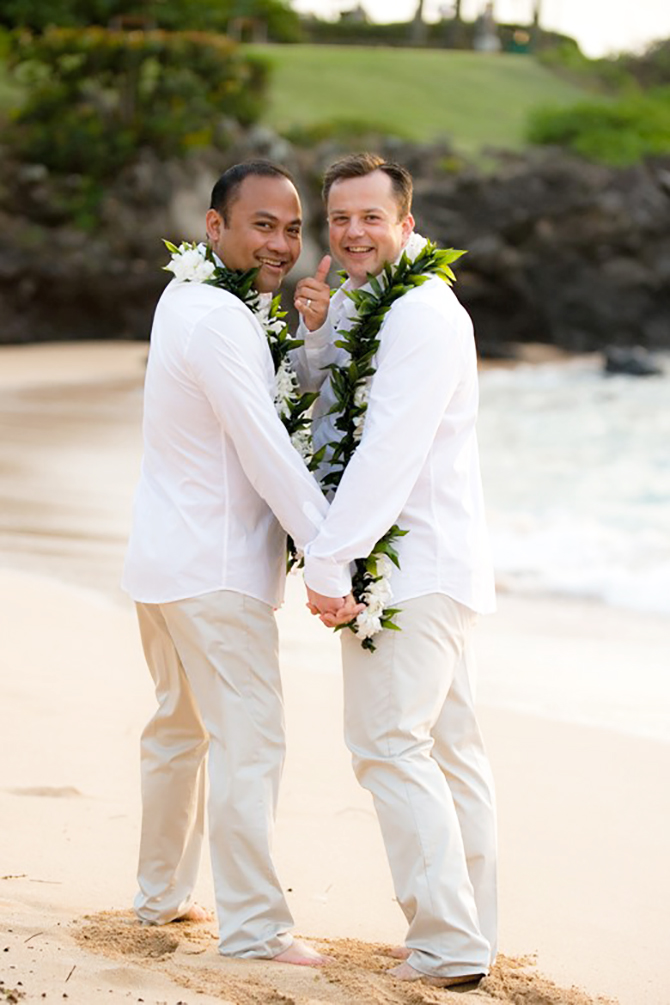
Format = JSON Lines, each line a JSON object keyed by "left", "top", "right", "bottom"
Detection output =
{"left": 299, "top": 317, "right": 331, "bottom": 348}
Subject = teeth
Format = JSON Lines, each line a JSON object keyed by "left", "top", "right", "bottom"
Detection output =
{"left": 347, "top": 247, "right": 372, "bottom": 253}
{"left": 259, "top": 258, "right": 284, "bottom": 266}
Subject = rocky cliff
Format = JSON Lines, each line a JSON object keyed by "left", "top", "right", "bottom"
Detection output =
{"left": 2, "top": 132, "right": 669, "bottom": 352}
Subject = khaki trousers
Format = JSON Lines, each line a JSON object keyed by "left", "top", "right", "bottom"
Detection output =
{"left": 134, "top": 590, "right": 293, "bottom": 958}
{"left": 342, "top": 593, "right": 497, "bottom": 979}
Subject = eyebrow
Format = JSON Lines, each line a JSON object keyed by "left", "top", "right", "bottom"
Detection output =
{"left": 252, "top": 211, "right": 302, "bottom": 225}
{"left": 329, "top": 207, "right": 386, "bottom": 215}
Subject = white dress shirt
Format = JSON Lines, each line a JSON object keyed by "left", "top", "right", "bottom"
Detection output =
{"left": 123, "top": 278, "right": 335, "bottom": 608}
{"left": 294, "top": 273, "right": 496, "bottom": 614}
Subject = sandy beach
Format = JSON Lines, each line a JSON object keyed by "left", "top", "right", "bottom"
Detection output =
{"left": 1, "top": 342, "right": 669, "bottom": 1005}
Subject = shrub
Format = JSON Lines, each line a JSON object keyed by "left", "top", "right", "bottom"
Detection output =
{"left": 527, "top": 88, "right": 670, "bottom": 166}
{"left": 281, "top": 117, "right": 410, "bottom": 147}
{"left": 301, "top": 18, "right": 471, "bottom": 49}
{"left": 7, "top": 26, "right": 269, "bottom": 177}
{"left": 0, "top": 0, "right": 302, "bottom": 42}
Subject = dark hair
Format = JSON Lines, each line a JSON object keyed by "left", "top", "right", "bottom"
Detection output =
{"left": 322, "top": 153, "right": 413, "bottom": 219}
{"left": 210, "top": 160, "right": 295, "bottom": 225}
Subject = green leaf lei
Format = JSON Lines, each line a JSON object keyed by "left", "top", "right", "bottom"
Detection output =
{"left": 324, "top": 239, "right": 466, "bottom": 651}
{"left": 163, "top": 240, "right": 316, "bottom": 570}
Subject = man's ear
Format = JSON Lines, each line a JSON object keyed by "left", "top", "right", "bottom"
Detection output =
{"left": 401, "top": 212, "right": 415, "bottom": 243}
{"left": 205, "top": 208, "right": 224, "bottom": 244}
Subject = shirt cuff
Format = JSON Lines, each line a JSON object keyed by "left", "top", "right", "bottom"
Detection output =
{"left": 303, "top": 552, "right": 352, "bottom": 598}
{"left": 298, "top": 317, "right": 331, "bottom": 351}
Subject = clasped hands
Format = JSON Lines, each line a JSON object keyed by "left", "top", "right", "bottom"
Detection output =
{"left": 305, "top": 587, "right": 365, "bottom": 628}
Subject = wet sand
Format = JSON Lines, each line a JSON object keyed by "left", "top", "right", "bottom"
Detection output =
{"left": 1, "top": 342, "right": 669, "bottom": 1005}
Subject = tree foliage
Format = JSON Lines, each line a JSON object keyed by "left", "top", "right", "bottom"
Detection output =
{"left": 0, "top": 0, "right": 301, "bottom": 42}
{"left": 7, "top": 26, "right": 268, "bottom": 177}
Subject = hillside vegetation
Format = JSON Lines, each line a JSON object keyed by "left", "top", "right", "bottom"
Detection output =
{"left": 246, "top": 44, "right": 602, "bottom": 154}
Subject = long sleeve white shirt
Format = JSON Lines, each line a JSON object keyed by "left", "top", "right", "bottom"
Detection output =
{"left": 295, "top": 275, "right": 496, "bottom": 614}
{"left": 122, "top": 278, "right": 337, "bottom": 607}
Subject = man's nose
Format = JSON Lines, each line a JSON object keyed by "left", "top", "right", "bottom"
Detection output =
{"left": 345, "top": 216, "right": 365, "bottom": 238}
{"left": 267, "top": 230, "right": 291, "bottom": 255}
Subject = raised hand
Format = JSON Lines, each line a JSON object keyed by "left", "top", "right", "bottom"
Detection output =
{"left": 294, "top": 255, "right": 332, "bottom": 332}
{"left": 305, "top": 586, "right": 365, "bottom": 627}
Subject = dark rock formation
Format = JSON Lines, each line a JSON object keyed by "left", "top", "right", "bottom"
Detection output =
{"left": 407, "top": 148, "right": 670, "bottom": 354}
{"left": 1, "top": 135, "right": 670, "bottom": 352}
{"left": 0, "top": 148, "right": 220, "bottom": 343}
{"left": 603, "top": 345, "right": 664, "bottom": 376}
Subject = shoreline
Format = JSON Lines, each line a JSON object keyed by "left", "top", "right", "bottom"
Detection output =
{"left": 0, "top": 336, "right": 589, "bottom": 391}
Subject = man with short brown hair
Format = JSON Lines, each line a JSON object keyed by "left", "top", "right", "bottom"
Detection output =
{"left": 321, "top": 151, "right": 413, "bottom": 219}
{"left": 297, "top": 153, "right": 498, "bottom": 988}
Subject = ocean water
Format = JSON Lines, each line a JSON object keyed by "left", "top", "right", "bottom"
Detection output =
{"left": 478, "top": 354, "right": 670, "bottom": 616}
{"left": 476, "top": 355, "right": 670, "bottom": 742}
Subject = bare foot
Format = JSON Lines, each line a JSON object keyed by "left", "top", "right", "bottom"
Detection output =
{"left": 272, "top": 939, "right": 329, "bottom": 967}
{"left": 174, "top": 903, "right": 213, "bottom": 924}
{"left": 387, "top": 946, "right": 411, "bottom": 960}
{"left": 388, "top": 961, "right": 484, "bottom": 987}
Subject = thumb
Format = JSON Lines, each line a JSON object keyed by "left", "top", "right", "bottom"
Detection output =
{"left": 314, "top": 254, "right": 332, "bottom": 283}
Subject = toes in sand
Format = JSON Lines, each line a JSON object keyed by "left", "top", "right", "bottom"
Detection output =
{"left": 174, "top": 904, "right": 213, "bottom": 924}
{"left": 272, "top": 938, "right": 329, "bottom": 967}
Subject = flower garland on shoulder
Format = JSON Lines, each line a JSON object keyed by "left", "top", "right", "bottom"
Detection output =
{"left": 164, "top": 240, "right": 317, "bottom": 568}
{"left": 324, "top": 234, "right": 465, "bottom": 651}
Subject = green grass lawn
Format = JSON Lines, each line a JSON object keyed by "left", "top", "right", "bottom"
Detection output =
{"left": 0, "top": 42, "right": 601, "bottom": 157}
{"left": 246, "top": 44, "right": 600, "bottom": 155}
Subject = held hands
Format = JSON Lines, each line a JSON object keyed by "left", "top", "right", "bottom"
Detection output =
{"left": 305, "top": 586, "right": 364, "bottom": 628}
{"left": 294, "top": 255, "right": 332, "bottom": 332}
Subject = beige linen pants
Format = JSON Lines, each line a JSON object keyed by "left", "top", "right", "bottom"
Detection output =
{"left": 342, "top": 593, "right": 497, "bottom": 979}
{"left": 134, "top": 590, "right": 293, "bottom": 958}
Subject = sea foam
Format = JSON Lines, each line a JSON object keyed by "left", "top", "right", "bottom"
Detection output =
{"left": 478, "top": 354, "right": 670, "bottom": 614}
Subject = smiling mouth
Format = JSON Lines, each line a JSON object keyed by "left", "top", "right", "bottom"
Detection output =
{"left": 258, "top": 257, "right": 287, "bottom": 270}
{"left": 345, "top": 247, "right": 374, "bottom": 255}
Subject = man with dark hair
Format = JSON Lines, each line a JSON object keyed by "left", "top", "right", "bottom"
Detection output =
{"left": 296, "top": 153, "right": 498, "bottom": 988}
{"left": 209, "top": 159, "right": 294, "bottom": 227}
{"left": 123, "top": 159, "right": 356, "bottom": 966}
